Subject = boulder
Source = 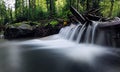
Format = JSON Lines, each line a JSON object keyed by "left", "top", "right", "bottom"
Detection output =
{"left": 4, "top": 28, "right": 33, "bottom": 39}
{"left": 18, "top": 24, "right": 32, "bottom": 30}
{"left": 4, "top": 23, "right": 63, "bottom": 39}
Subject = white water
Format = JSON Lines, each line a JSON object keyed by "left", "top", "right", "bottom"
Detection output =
{"left": 84, "top": 25, "right": 92, "bottom": 43}
{"left": 59, "top": 21, "right": 103, "bottom": 45}
{"left": 76, "top": 23, "right": 86, "bottom": 43}
{"left": 59, "top": 26, "right": 69, "bottom": 38}
{"left": 76, "top": 26, "right": 86, "bottom": 43}
{"left": 69, "top": 24, "right": 82, "bottom": 41}
{"left": 64, "top": 25, "right": 74, "bottom": 39}
{"left": 91, "top": 22, "right": 99, "bottom": 43}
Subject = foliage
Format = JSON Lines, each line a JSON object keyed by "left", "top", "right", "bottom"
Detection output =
{"left": 50, "top": 20, "right": 59, "bottom": 27}
{"left": 100, "top": 0, "right": 120, "bottom": 17}
{"left": 0, "top": 0, "right": 120, "bottom": 25}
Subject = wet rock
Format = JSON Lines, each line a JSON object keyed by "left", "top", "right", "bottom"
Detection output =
{"left": 18, "top": 24, "right": 32, "bottom": 30}
{"left": 33, "top": 24, "right": 62, "bottom": 37}
{"left": 4, "top": 28, "right": 33, "bottom": 39}
{"left": 4, "top": 23, "right": 63, "bottom": 39}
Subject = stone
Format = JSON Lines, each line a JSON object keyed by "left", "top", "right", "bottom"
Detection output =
{"left": 4, "top": 28, "right": 33, "bottom": 39}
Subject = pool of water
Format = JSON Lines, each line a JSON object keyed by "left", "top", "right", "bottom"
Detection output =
{"left": 0, "top": 34, "right": 120, "bottom": 72}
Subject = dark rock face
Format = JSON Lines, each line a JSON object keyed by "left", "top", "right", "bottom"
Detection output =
{"left": 4, "top": 28, "right": 33, "bottom": 39}
{"left": 97, "top": 25, "right": 120, "bottom": 48}
{"left": 33, "top": 24, "right": 62, "bottom": 37}
{"left": 0, "top": 26, "right": 5, "bottom": 32}
{"left": 4, "top": 24, "right": 63, "bottom": 40}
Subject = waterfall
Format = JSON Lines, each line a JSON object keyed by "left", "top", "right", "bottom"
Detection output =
{"left": 58, "top": 21, "right": 100, "bottom": 44}
{"left": 91, "top": 22, "right": 99, "bottom": 43}
{"left": 57, "top": 20, "right": 120, "bottom": 49}
{"left": 58, "top": 27, "right": 64, "bottom": 37}
{"left": 84, "top": 25, "right": 92, "bottom": 43}
{"left": 59, "top": 24, "right": 77, "bottom": 39}
{"left": 62, "top": 27, "right": 69, "bottom": 38}
{"left": 76, "top": 23, "right": 87, "bottom": 43}
{"left": 69, "top": 24, "right": 82, "bottom": 41}
{"left": 59, "top": 26, "right": 70, "bottom": 38}
{"left": 58, "top": 28, "right": 64, "bottom": 36}
{"left": 64, "top": 26, "right": 73, "bottom": 39}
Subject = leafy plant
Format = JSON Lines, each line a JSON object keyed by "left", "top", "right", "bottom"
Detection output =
{"left": 50, "top": 20, "right": 59, "bottom": 27}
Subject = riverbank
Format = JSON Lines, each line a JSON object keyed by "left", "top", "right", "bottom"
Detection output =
{"left": 1, "top": 19, "right": 69, "bottom": 40}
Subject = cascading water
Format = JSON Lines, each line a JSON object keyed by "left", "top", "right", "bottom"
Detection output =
{"left": 59, "top": 21, "right": 100, "bottom": 44}
{"left": 59, "top": 24, "right": 77, "bottom": 39}
{"left": 76, "top": 22, "right": 87, "bottom": 43}
{"left": 91, "top": 22, "right": 99, "bottom": 43}
{"left": 59, "top": 26, "right": 69, "bottom": 38}
{"left": 64, "top": 25, "right": 75, "bottom": 39}
{"left": 69, "top": 24, "right": 82, "bottom": 41}
{"left": 58, "top": 28, "right": 64, "bottom": 36}
{"left": 84, "top": 25, "right": 92, "bottom": 43}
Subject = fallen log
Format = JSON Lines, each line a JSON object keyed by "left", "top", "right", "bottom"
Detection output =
{"left": 85, "top": 8, "right": 101, "bottom": 15}
{"left": 70, "top": 6, "right": 110, "bottom": 23}
{"left": 70, "top": 6, "right": 86, "bottom": 24}
{"left": 85, "top": 14, "right": 109, "bottom": 21}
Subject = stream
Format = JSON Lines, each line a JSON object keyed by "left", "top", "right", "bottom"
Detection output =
{"left": 0, "top": 22, "right": 120, "bottom": 72}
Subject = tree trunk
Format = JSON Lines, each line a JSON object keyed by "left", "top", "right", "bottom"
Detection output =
{"left": 92, "top": 0, "right": 100, "bottom": 9}
{"left": 86, "top": 0, "right": 90, "bottom": 11}
{"left": 109, "top": 0, "right": 114, "bottom": 17}
{"left": 76, "top": 0, "right": 79, "bottom": 10}
{"left": 70, "top": 0, "right": 72, "bottom": 6}
{"left": 46, "top": 0, "right": 49, "bottom": 12}
{"left": 50, "top": 0, "right": 52, "bottom": 17}
{"left": 49, "top": 0, "right": 55, "bottom": 18}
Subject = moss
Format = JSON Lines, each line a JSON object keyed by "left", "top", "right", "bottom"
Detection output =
{"left": 13, "top": 23, "right": 22, "bottom": 27}
{"left": 49, "top": 20, "right": 59, "bottom": 27}
{"left": 8, "top": 21, "right": 42, "bottom": 28}
{"left": 29, "top": 21, "right": 41, "bottom": 26}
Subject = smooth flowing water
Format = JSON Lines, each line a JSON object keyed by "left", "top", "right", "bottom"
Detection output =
{"left": 84, "top": 24, "right": 92, "bottom": 43}
{"left": 69, "top": 24, "right": 82, "bottom": 41}
{"left": 76, "top": 23, "right": 87, "bottom": 43}
{"left": 0, "top": 22, "right": 120, "bottom": 72}
{"left": 91, "top": 22, "right": 99, "bottom": 43}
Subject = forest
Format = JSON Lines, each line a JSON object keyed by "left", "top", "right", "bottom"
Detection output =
{"left": 0, "top": 0, "right": 120, "bottom": 39}
{"left": 0, "top": 0, "right": 120, "bottom": 24}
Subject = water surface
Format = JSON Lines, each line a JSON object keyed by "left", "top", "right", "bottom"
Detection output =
{"left": 0, "top": 34, "right": 120, "bottom": 72}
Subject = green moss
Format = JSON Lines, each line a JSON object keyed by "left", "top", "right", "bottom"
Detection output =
{"left": 29, "top": 21, "right": 41, "bottom": 26}
{"left": 8, "top": 21, "right": 42, "bottom": 28}
{"left": 13, "top": 23, "right": 22, "bottom": 27}
{"left": 50, "top": 20, "right": 59, "bottom": 27}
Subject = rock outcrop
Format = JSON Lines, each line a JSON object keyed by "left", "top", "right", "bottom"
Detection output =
{"left": 4, "top": 23, "right": 63, "bottom": 40}
{"left": 4, "top": 28, "right": 33, "bottom": 39}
